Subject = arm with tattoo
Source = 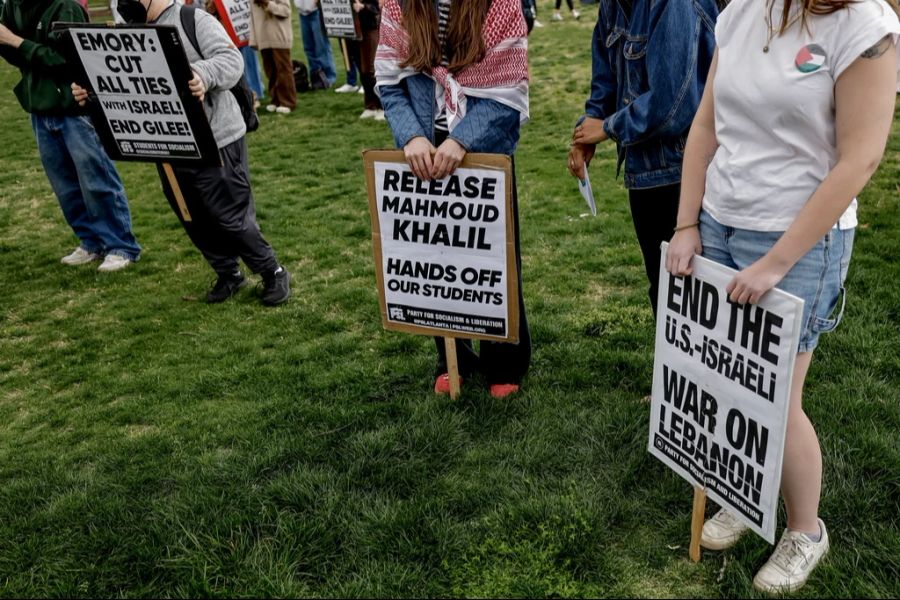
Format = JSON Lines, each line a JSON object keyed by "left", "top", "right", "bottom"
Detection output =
{"left": 861, "top": 34, "right": 893, "bottom": 59}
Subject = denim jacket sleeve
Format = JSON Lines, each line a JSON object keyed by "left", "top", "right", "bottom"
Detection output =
{"left": 380, "top": 82, "right": 430, "bottom": 148}
{"left": 584, "top": 3, "right": 617, "bottom": 121}
{"left": 603, "top": 0, "right": 716, "bottom": 147}
{"left": 448, "top": 96, "right": 520, "bottom": 154}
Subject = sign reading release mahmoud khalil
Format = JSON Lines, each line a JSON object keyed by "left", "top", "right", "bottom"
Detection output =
{"left": 649, "top": 243, "right": 804, "bottom": 543}
{"left": 365, "top": 151, "right": 519, "bottom": 342}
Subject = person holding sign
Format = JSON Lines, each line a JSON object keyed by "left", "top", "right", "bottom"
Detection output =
{"left": 666, "top": 0, "right": 898, "bottom": 592}
{"left": 567, "top": 0, "right": 720, "bottom": 317}
{"left": 375, "top": 0, "right": 531, "bottom": 398}
{"left": 75, "top": 0, "right": 292, "bottom": 305}
{"left": 0, "top": 0, "right": 142, "bottom": 272}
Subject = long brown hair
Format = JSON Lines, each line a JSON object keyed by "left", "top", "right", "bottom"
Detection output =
{"left": 775, "top": 0, "right": 900, "bottom": 33}
{"left": 400, "top": 0, "right": 492, "bottom": 74}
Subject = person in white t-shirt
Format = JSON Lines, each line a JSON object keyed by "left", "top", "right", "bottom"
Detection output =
{"left": 667, "top": 0, "right": 899, "bottom": 594}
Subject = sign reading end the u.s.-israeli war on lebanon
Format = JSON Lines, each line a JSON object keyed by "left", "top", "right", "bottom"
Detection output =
{"left": 364, "top": 150, "right": 519, "bottom": 342}
{"left": 649, "top": 243, "right": 804, "bottom": 543}
{"left": 66, "top": 25, "right": 219, "bottom": 165}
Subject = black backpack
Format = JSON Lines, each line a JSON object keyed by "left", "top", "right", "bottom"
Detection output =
{"left": 179, "top": 5, "right": 260, "bottom": 133}
{"left": 293, "top": 60, "right": 311, "bottom": 93}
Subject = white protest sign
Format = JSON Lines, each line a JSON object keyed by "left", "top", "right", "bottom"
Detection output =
{"left": 649, "top": 243, "right": 804, "bottom": 543}
{"left": 68, "top": 26, "right": 218, "bottom": 164}
{"left": 364, "top": 151, "right": 519, "bottom": 342}
{"left": 320, "top": 0, "right": 361, "bottom": 39}
{"left": 215, "top": 0, "right": 251, "bottom": 46}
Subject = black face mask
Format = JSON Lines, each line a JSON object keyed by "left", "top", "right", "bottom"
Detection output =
{"left": 117, "top": 0, "right": 150, "bottom": 24}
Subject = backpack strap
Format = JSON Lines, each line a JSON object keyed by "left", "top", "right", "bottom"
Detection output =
{"left": 179, "top": 4, "right": 203, "bottom": 58}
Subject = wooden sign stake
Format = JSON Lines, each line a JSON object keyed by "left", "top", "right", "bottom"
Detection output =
{"left": 689, "top": 486, "right": 707, "bottom": 563}
{"left": 340, "top": 38, "right": 351, "bottom": 73}
{"left": 162, "top": 162, "right": 192, "bottom": 222}
{"left": 443, "top": 337, "right": 461, "bottom": 399}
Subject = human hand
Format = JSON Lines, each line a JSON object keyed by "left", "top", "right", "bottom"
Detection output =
{"left": 0, "top": 23, "right": 24, "bottom": 48}
{"left": 573, "top": 116, "right": 608, "bottom": 145}
{"left": 353, "top": 1, "right": 364, "bottom": 12}
{"left": 666, "top": 227, "right": 702, "bottom": 276}
{"left": 188, "top": 70, "right": 206, "bottom": 102}
{"left": 726, "top": 257, "right": 789, "bottom": 305}
{"left": 404, "top": 136, "right": 436, "bottom": 181}
{"left": 71, "top": 82, "right": 90, "bottom": 106}
{"left": 567, "top": 142, "right": 595, "bottom": 179}
{"left": 432, "top": 138, "right": 466, "bottom": 180}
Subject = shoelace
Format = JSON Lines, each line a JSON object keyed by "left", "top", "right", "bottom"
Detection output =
{"left": 770, "top": 534, "right": 812, "bottom": 572}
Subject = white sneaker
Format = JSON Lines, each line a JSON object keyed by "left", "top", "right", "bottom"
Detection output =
{"left": 334, "top": 83, "right": 359, "bottom": 93}
{"left": 265, "top": 104, "right": 277, "bottom": 113}
{"left": 359, "top": 109, "right": 377, "bottom": 119}
{"left": 753, "top": 520, "right": 829, "bottom": 594}
{"left": 61, "top": 247, "right": 101, "bottom": 266}
{"left": 572, "top": 8, "right": 581, "bottom": 19}
{"left": 701, "top": 509, "right": 750, "bottom": 550}
{"left": 533, "top": 19, "right": 544, "bottom": 28}
{"left": 373, "top": 110, "right": 386, "bottom": 121}
{"left": 358, "top": 86, "right": 365, "bottom": 94}
{"left": 97, "top": 254, "right": 132, "bottom": 272}
{"left": 552, "top": 11, "right": 562, "bottom": 21}
{"left": 275, "top": 106, "right": 291, "bottom": 114}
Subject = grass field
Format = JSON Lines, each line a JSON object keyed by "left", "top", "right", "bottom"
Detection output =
{"left": 1, "top": 3, "right": 899, "bottom": 598}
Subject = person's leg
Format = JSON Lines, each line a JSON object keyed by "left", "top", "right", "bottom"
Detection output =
{"left": 628, "top": 183, "right": 680, "bottom": 316}
{"left": 434, "top": 336, "right": 480, "bottom": 380}
{"left": 31, "top": 115, "right": 105, "bottom": 255}
{"left": 359, "top": 28, "right": 381, "bottom": 110}
{"left": 347, "top": 39, "right": 361, "bottom": 86}
{"left": 308, "top": 10, "right": 337, "bottom": 85}
{"left": 157, "top": 162, "right": 241, "bottom": 276}
{"left": 60, "top": 115, "right": 140, "bottom": 260}
{"left": 240, "top": 45, "right": 265, "bottom": 100}
{"left": 480, "top": 160, "right": 532, "bottom": 386}
{"left": 272, "top": 48, "right": 298, "bottom": 110}
{"left": 261, "top": 48, "right": 277, "bottom": 103}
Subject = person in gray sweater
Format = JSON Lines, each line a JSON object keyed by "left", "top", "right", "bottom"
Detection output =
{"left": 75, "top": 0, "right": 291, "bottom": 305}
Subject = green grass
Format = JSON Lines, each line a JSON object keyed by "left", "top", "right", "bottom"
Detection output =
{"left": 1, "top": 5, "right": 899, "bottom": 598}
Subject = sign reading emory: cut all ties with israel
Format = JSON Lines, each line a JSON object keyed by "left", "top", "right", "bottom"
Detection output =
{"left": 649, "top": 243, "right": 804, "bottom": 543}
{"left": 365, "top": 151, "right": 519, "bottom": 343}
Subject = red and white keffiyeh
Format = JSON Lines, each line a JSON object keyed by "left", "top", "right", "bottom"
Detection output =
{"left": 375, "top": 0, "right": 530, "bottom": 132}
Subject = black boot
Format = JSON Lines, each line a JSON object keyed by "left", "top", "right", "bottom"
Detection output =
{"left": 206, "top": 271, "right": 247, "bottom": 303}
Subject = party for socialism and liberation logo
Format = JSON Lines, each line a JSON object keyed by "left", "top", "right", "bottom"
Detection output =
{"left": 795, "top": 44, "right": 827, "bottom": 73}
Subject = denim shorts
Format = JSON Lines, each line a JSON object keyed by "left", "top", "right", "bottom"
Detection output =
{"left": 699, "top": 210, "right": 854, "bottom": 353}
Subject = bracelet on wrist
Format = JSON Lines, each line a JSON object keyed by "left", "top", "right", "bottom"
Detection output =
{"left": 673, "top": 222, "right": 700, "bottom": 233}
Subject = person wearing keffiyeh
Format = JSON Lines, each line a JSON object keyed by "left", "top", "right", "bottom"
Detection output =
{"left": 375, "top": 0, "right": 532, "bottom": 399}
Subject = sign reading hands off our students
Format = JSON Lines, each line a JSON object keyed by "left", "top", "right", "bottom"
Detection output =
{"left": 214, "top": 0, "right": 252, "bottom": 47}
{"left": 649, "top": 243, "right": 804, "bottom": 543}
{"left": 63, "top": 24, "right": 219, "bottom": 165}
{"left": 364, "top": 151, "right": 519, "bottom": 343}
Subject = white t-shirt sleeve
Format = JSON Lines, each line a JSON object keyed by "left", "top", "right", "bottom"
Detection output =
{"left": 714, "top": 0, "right": 744, "bottom": 44}
{"left": 831, "top": 0, "right": 900, "bottom": 80}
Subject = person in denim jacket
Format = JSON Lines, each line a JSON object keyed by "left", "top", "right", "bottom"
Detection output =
{"left": 376, "top": 0, "right": 531, "bottom": 398}
{"left": 568, "top": 0, "right": 719, "bottom": 314}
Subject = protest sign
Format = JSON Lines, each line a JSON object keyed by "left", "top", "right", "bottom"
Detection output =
{"left": 364, "top": 150, "right": 519, "bottom": 344}
{"left": 320, "top": 0, "right": 362, "bottom": 39}
{"left": 214, "top": 0, "right": 252, "bottom": 47}
{"left": 648, "top": 243, "right": 804, "bottom": 546}
{"left": 64, "top": 24, "right": 219, "bottom": 166}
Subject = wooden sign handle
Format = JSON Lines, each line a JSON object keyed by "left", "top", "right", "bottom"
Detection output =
{"left": 340, "top": 38, "right": 351, "bottom": 73}
{"left": 443, "top": 337, "right": 461, "bottom": 399}
{"left": 689, "top": 486, "right": 707, "bottom": 563}
{"left": 162, "top": 162, "right": 192, "bottom": 222}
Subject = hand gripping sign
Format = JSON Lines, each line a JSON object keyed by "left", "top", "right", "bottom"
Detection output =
{"left": 649, "top": 243, "right": 804, "bottom": 558}
{"left": 364, "top": 150, "right": 520, "bottom": 398}
{"left": 59, "top": 23, "right": 221, "bottom": 221}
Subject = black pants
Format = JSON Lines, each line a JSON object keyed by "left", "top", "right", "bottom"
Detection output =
{"left": 555, "top": 0, "right": 573, "bottom": 9}
{"left": 628, "top": 183, "right": 680, "bottom": 315}
{"left": 359, "top": 28, "right": 382, "bottom": 111}
{"left": 158, "top": 137, "right": 279, "bottom": 277}
{"left": 432, "top": 136, "right": 532, "bottom": 384}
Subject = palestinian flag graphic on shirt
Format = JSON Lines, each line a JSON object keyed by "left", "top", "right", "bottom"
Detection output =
{"left": 795, "top": 44, "right": 827, "bottom": 73}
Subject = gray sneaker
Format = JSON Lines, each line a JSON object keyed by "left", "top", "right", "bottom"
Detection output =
{"left": 753, "top": 520, "right": 829, "bottom": 594}
{"left": 61, "top": 247, "right": 101, "bottom": 266}
{"left": 701, "top": 508, "right": 750, "bottom": 550}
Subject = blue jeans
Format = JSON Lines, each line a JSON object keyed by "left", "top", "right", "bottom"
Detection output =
{"left": 300, "top": 10, "right": 337, "bottom": 86}
{"left": 31, "top": 114, "right": 141, "bottom": 261}
{"left": 699, "top": 210, "right": 854, "bottom": 353}
{"left": 240, "top": 45, "right": 265, "bottom": 99}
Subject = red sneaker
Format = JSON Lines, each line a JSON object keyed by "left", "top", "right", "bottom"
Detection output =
{"left": 489, "top": 383, "right": 520, "bottom": 399}
{"left": 434, "top": 373, "right": 462, "bottom": 395}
